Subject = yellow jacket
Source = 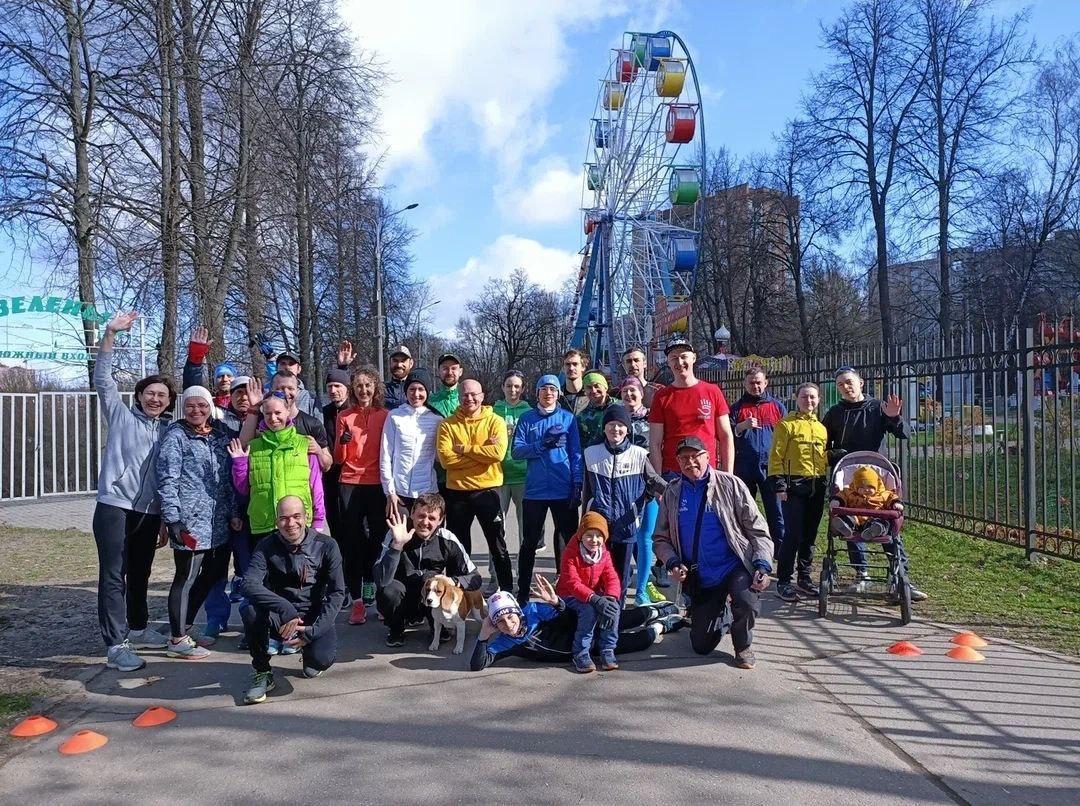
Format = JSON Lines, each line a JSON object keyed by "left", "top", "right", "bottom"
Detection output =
{"left": 436, "top": 405, "right": 507, "bottom": 491}
{"left": 768, "top": 411, "right": 827, "bottom": 480}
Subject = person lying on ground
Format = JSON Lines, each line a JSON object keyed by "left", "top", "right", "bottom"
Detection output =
{"left": 469, "top": 576, "right": 683, "bottom": 672}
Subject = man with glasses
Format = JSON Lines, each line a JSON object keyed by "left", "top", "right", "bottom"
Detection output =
{"left": 436, "top": 379, "right": 514, "bottom": 593}
{"left": 653, "top": 437, "right": 773, "bottom": 669}
{"left": 241, "top": 495, "right": 346, "bottom": 704}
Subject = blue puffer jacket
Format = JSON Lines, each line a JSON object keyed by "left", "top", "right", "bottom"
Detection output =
{"left": 156, "top": 420, "right": 236, "bottom": 550}
{"left": 730, "top": 393, "right": 786, "bottom": 482}
{"left": 511, "top": 407, "right": 584, "bottom": 500}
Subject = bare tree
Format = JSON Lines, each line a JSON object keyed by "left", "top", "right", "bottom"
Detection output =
{"left": 907, "top": 0, "right": 1030, "bottom": 342}
{"left": 808, "top": 0, "right": 928, "bottom": 354}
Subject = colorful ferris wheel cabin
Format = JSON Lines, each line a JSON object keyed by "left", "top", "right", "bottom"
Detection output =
{"left": 594, "top": 119, "right": 610, "bottom": 148}
{"left": 631, "top": 34, "right": 672, "bottom": 70}
{"left": 617, "top": 49, "right": 639, "bottom": 83}
{"left": 666, "top": 105, "right": 696, "bottom": 143}
{"left": 587, "top": 164, "right": 604, "bottom": 191}
{"left": 603, "top": 80, "right": 625, "bottom": 110}
{"left": 669, "top": 167, "right": 700, "bottom": 205}
{"left": 656, "top": 59, "right": 686, "bottom": 98}
{"left": 669, "top": 236, "right": 699, "bottom": 273}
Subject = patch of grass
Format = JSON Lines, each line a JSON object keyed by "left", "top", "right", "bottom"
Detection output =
{"left": 0, "top": 693, "right": 38, "bottom": 740}
{"left": 903, "top": 521, "right": 1080, "bottom": 656}
{"left": 0, "top": 524, "right": 97, "bottom": 585}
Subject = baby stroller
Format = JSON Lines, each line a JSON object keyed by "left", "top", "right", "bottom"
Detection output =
{"left": 817, "top": 451, "right": 913, "bottom": 625}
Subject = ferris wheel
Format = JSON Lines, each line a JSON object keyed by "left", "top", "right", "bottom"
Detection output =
{"left": 569, "top": 30, "right": 705, "bottom": 376}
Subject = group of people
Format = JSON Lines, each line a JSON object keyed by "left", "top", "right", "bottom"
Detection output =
{"left": 91, "top": 312, "right": 917, "bottom": 704}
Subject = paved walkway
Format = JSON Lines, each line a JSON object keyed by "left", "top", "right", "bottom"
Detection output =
{"left": 1, "top": 495, "right": 1078, "bottom": 804}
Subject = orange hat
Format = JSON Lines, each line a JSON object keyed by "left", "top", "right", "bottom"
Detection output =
{"left": 575, "top": 511, "right": 610, "bottom": 542}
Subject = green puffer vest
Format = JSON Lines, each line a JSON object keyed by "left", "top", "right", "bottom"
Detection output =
{"left": 247, "top": 426, "right": 313, "bottom": 534}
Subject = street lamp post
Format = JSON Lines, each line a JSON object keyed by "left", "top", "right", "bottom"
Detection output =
{"left": 375, "top": 202, "right": 419, "bottom": 379}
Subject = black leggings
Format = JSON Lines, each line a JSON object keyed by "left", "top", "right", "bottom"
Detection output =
{"left": 778, "top": 478, "right": 826, "bottom": 585}
{"left": 168, "top": 546, "right": 230, "bottom": 638}
{"left": 242, "top": 603, "right": 338, "bottom": 674}
{"left": 337, "top": 483, "right": 387, "bottom": 597}
{"left": 517, "top": 498, "right": 579, "bottom": 602}
{"left": 92, "top": 502, "right": 161, "bottom": 647}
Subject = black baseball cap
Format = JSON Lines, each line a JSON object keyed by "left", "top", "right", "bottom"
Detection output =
{"left": 675, "top": 436, "right": 708, "bottom": 455}
{"left": 664, "top": 336, "right": 694, "bottom": 355}
{"left": 437, "top": 353, "right": 462, "bottom": 367}
{"left": 276, "top": 353, "right": 300, "bottom": 366}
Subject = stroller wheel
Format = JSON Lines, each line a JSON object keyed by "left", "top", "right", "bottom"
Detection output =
{"left": 898, "top": 578, "right": 913, "bottom": 625}
{"left": 817, "top": 564, "right": 830, "bottom": 618}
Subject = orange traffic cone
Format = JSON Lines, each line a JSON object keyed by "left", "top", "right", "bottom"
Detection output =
{"left": 887, "top": 641, "right": 923, "bottom": 656}
{"left": 133, "top": 706, "right": 176, "bottom": 728}
{"left": 10, "top": 715, "right": 58, "bottom": 738}
{"left": 946, "top": 645, "right": 985, "bottom": 662}
{"left": 58, "top": 730, "right": 108, "bottom": 755}
{"left": 951, "top": 631, "right": 988, "bottom": 648}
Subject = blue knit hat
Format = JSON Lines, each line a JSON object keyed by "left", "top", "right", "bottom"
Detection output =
{"left": 536, "top": 374, "right": 560, "bottom": 392}
{"left": 214, "top": 362, "right": 237, "bottom": 379}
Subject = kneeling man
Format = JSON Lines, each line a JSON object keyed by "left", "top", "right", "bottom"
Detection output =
{"left": 374, "top": 492, "right": 482, "bottom": 648}
{"left": 241, "top": 495, "right": 345, "bottom": 704}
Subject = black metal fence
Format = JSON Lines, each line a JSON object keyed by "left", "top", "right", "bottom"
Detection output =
{"left": 699, "top": 319, "right": 1080, "bottom": 562}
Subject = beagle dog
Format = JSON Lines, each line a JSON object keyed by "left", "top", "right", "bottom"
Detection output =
{"left": 422, "top": 574, "right": 486, "bottom": 655}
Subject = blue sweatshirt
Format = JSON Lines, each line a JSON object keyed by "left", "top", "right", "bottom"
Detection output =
{"left": 730, "top": 393, "right": 786, "bottom": 482}
{"left": 677, "top": 473, "right": 741, "bottom": 588}
{"left": 511, "top": 407, "right": 584, "bottom": 500}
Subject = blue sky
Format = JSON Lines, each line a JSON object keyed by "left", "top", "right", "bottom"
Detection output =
{"left": 346, "top": 0, "right": 1078, "bottom": 334}
{"left": 2, "top": 0, "right": 1077, "bottom": 353}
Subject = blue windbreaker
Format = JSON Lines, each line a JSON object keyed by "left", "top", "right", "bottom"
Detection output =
{"left": 511, "top": 407, "right": 584, "bottom": 500}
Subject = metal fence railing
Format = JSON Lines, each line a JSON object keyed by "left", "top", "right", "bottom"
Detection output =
{"left": 3, "top": 323, "right": 1078, "bottom": 561}
{"left": 0, "top": 391, "right": 135, "bottom": 501}
{"left": 698, "top": 322, "right": 1079, "bottom": 562}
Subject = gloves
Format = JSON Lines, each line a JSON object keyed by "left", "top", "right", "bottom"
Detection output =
{"left": 541, "top": 426, "right": 567, "bottom": 450}
{"left": 339, "top": 428, "right": 353, "bottom": 445}
{"left": 826, "top": 449, "right": 848, "bottom": 465}
{"left": 596, "top": 595, "right": 620, "bottom": 630}
{"left": 567, "top": 483, "right": 582, "bottom": 510}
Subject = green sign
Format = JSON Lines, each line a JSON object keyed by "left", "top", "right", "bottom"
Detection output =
{"left": 0, "top": 295, "right": 113, "bottom": 325}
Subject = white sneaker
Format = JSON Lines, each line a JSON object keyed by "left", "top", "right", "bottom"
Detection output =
{"left": 106, "top": 641, "right": 146, "bottom": 672}
{"left": 167, "top": 635, "right": 211, "bottom": 660}
{"left": 128, "top": 626, "right": 169, "bottom": 649}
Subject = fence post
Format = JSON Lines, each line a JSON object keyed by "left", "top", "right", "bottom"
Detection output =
{"left": 1020, "top": 327, "right": 1038, "bottom": 559}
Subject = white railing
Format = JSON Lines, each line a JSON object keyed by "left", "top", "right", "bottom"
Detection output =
{"left": 0, "top": 390, "right": 138, "bottom": 501}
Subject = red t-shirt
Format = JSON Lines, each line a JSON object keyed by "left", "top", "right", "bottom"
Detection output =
{"left": 648, "top": 381, "right": 731, "bottom": 473}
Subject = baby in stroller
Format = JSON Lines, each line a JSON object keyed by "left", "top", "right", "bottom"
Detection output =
{"left": 829, "top": 466, "right": 903, "bottom": 540}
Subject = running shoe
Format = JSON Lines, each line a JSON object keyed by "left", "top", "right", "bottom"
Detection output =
{"left": 229, "top": 576, "right": 246, "bottom": 603}
{"left": 349, "top": 600, "right": 367, "bottom": 625}
{"left": 385, "top": 630, "right": 405, "bottom": 647}
{"left": 166, "top": 635, "right": 210, "bottom": 660}
{"left": 735, "top": 649, "right": 756, "bottom": 669}
{"left": 243, "top": 670, "right": 275, "bottom": 704}
{"left": 105, "top": 641, "right": 145, "bottom": 672}
{"left": 127, "top": 627, "right": 169, "bottom": 649}
{"left": 361, "top": 582, "right": 376, "bottom": 606}
{"left": 598, "top": 650, "right": 619, "bottom": 671}
{"left": 645, "top": 581, "right": 667, "bottom": 603}
{"left": 796, "top": 578, "right": 820, "bottom": 597}
{"left": 776, "top": 583, "right": 799, "bottom": 602}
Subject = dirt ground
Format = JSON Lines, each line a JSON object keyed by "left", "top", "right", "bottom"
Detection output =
{"left": 0, "top": 525, "right": 180, "bottom": 724}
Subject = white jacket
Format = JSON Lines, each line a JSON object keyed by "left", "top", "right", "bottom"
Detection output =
{"left": 380, "top": 403, "right": 444, "bottom": 497}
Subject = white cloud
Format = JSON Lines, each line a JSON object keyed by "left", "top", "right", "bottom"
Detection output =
{"left": 430, "top": 235, "right": 580, "bottom": 334}
{"left": 341, "top": 1, "right": 628, "bottom": 188}
{"left": 500, "top": 160, "right": 584, "bottom": 225}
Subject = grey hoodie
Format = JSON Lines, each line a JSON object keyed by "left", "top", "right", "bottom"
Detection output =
{"left": 94, "top": 349, "right": 172, "bottom": 513}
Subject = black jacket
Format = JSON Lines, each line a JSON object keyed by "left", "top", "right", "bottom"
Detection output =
{"left": 822, "top": 398, "right": 909, "bottom": 462}
{"left": 322, "top": 401, "right": 348, "bottom": 452}
{"left": 373, "top": 527, "right": 481, "bottom": 591}
{"left": 243, "top": 528, "right": 346, "bottom": 640}
{"left": 385, "top": 378, "right": 407, "bottom": 410}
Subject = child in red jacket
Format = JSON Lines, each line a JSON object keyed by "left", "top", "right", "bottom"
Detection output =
{"left": 555, "top": 511, "right": 622, "bottom": 673}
